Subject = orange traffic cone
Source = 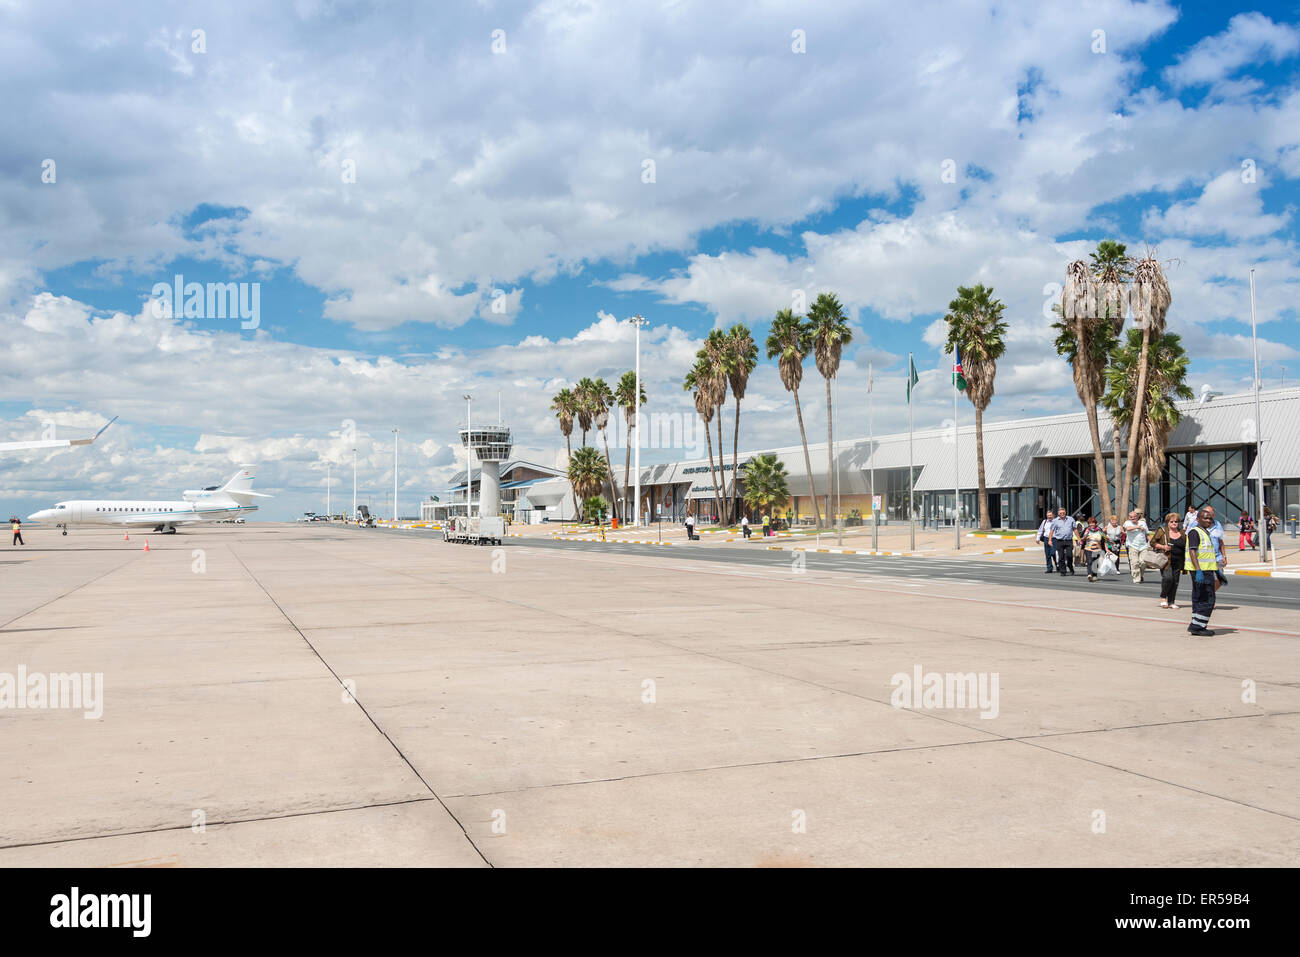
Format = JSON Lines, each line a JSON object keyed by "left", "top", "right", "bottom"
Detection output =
{"left": 123, "top": 532, "right": 129, "bottom": 540}
{"left": 143, "top": 540, "right": 150, "bottom": 552}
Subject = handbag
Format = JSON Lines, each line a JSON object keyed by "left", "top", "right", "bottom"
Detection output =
{"left": 1144, "top": 549, "right": 1168, "bottom": 570}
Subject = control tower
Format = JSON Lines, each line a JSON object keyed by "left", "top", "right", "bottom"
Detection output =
{"left": 461, "top": 423, "right": 512, "bottom": 517}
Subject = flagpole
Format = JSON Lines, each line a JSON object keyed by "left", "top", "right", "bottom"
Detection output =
{"left": 908, "top": 352, "right": 915, "bottom": 551}
{"left": 954, "top": 351, "right": 960, "bottom": 550}
{"left": 869, "top": 361, "right": 877, "bottom": 552}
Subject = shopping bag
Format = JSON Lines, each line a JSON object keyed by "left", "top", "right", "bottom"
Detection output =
{"left": 1144, "top": 549, "right": 1168, "bottom": 570}
{"left": 1096, "top": 554, "right": 1117, "bottom": 577}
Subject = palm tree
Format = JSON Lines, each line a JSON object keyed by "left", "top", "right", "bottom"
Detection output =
{"left": 551, "top": 387, "right": 581, "bottom": 517}
{"left": 724, "top": 323, "right": 758, "bottom": 519}
{"left": 568, "top": 445, "right": 608, "bottom": 503}
{"left": 806, "top": 292, "right": 852, "bottom": 524}
{"left": 684, "top": 355, "right": 725, "bottom": 525}
{"left": 589, "top": 377, "right": 620, "bottom": 523}
{"left": 574, "top": 377, "right": 597, "bottom": 446}
{"left": 943, "top": 284, "right": 1008, "bottom": 530}
{"left": 1057, "top": 255, "right": 1122, "bottom": 519}
{"left": 741, "top": 453, "right": 790, "bottom": 516}
{"left": 703, "top": 329, "right": 732, "bottom": 521}
{"left": 1103, "top": 329, "right": 1193, "bottom": 515}
{"left": 1117, "top": 250, "right": 1171, "bottom": 516}
{"left": 765, "top": 308, "right": 822, "bottom": 527}
{"left": 615, "top": 370, "right": 647, "bottom": 522}
{"left": 1052, "top": 312, "right": 1119, "bottom": 516}
{"left": 1091, "top": 240, "right": 1133, "bottom": 512}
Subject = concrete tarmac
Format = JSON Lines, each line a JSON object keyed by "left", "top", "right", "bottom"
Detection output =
{"left": 1, "top": 523, "right": 1297, "bottom": 866}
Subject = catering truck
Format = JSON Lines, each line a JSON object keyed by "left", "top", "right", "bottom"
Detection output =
{"left": 444, "top": 515, "right": 505, "bottom": 545}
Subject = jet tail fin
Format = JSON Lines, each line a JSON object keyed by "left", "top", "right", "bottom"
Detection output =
{"left": 221, "top": 464, "right": 272, "bottom": 502}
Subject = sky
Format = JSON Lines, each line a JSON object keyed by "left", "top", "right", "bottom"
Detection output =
{"left": 2, "top": 0, "right": 1298, "bottom": 521}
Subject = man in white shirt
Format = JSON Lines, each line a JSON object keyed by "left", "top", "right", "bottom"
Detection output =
{"left": 1035, "top": 512, "right": 1056, "bottom": 573}
{"left": 740, "top": 514, "right": 751, "bottom": 539}
{"left": 1123, "top": 510, "right": 1150, "bottom": 583}
{"left": 685, "top": 512, "right": 696, "bottom": 540}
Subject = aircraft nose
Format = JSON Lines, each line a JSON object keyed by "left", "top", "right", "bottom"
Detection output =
{"left": 27, "top": 509, "right": 49, "bottom": 522}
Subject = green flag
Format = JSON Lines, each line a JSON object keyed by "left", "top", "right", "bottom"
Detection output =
{"left": 907, "top": 354, "right": 919, "bottom": 401}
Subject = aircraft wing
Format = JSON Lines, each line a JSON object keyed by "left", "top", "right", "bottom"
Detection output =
{"left": 0, "top": 416, "right": 117, "bottom": 453}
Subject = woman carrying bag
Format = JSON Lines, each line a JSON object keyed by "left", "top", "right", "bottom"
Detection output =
{"left": 1150, "top": 512, "right": 1185, "bottom": 610}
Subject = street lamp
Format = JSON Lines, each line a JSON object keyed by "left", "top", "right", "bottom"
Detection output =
{"left": 326, "top": 461, "right": 331, "bottom": 520}
{"left": 351, "top": 447, "right": 357, "bottom": 523}
{"left": 392, "top": 427, "right": 398, "bottom": 523}
{"left": 627, "top": 315, "right": 648, "bottom": 526}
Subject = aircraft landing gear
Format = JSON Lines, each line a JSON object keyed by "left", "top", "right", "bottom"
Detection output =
{"left": 164, "top": 526, "right": 178, "bottom": 534}
{"left": 59, "top": 523, "right": 67, "bottom": 536}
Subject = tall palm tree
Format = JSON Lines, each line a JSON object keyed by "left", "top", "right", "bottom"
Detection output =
{"left": 765, "top": 308, "right": 822, "bottom": 527}
{"left": 588, "top": 377, "right": 620, "bottom": 523}
{"left": 741, "top": 453, "right": 790, "bottom": 516}
{"left": 943, "top": 284, "right": 1008, "bottom": 530}
{"left": 1104, "top": 329, "right": 1193, "bottom": 515}
{"left": 567, "top": 445, "right": 608, "bottom": 504}
{"left": 684, "top": 355, "right": 725, "bottom": 524}
{"left": 1091, "top": 240, "right": 1132, "bottom": 512}
{"left": 806, "top": 292, "right": 852, "bottom": 524}
{"left": 1057, "top": 252, "right": 1124, "bottom": 519}
{"left": 1117, "top": 251, "right": 1171, "bottom": 516}
{"left": 1052, "top": 311, "right": 1119, "bottom": 516}
{"left": 723, "top": 323, "right": 758, "bottom": 518}
{"left": 615, "top": 370, "right": 647, "bottom": 521}
{"left": 551, "top": 386, "right": 582, "bottom": 519}
{"left": 573, "top": 377, "right": 597, "bottom": 446}
{"left": 702, "top": 329, "right": 732, "bottom": 521}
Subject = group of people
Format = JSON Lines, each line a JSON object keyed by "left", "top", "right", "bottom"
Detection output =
{"left": 1036, "top": 503, "right": 1246, "bottom": 636}
{"left": 683, "top": 512, "right": 780, "bottom": 541}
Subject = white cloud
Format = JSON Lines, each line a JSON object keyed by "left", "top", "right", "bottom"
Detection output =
{"left": 1164, "top": 13, "right": 1300, "bottom": 89}
{"left": 1143, "top": 168, "right": 1290, "bottom": 239}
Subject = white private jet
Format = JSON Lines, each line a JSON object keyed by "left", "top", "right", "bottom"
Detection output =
{"left": 28, "top": 464, "right": 269, "bottom": 535}
{"left": 0, "top": 416, "right": 117, "bottom": 453}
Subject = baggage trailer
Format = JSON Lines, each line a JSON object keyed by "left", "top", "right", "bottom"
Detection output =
{"left": 445, "top": 515, "right": 505, "bottom": 545}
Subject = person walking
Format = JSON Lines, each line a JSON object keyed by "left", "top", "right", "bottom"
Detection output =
{"left": 1238, "top": 511, "right": 1255, "bottom": 552}
{"left": 761, "top": 512, "right": 771, "bottom": 538}
{"left": 684, "top": 511, "right": 696, "bottom": 541}
{"left": 1082, "top": 517, "right": 1105, "bottom": 581}
{"left": 1102, "top": 514, "right": 1125, "bottom": 572}
{"left": 11, "top": 517, "right": 24, "bottom": 546}
{"left": 1263, "top": 506, "right": 1279, "bottom": 555}
{"left": 741, "top": 514, "right": 751, "bottom": 539}
{"left": 1150, "top": 512, "right": 1185, "bottom": 609}
{"left": 1183, "top": 505, "right": 1198, "bottom": 534}
{"left": 1050, "top": 508, "right": 1075, "bottom": 576}
{"left": 1186, "top": 507, "right": 1218, "bottom": 636}
{"left": 1035, "top": 511, "right": 1056, "bottom": 574}
{"left": 1123, "top": 509, "right": 1150, "bottom": 583}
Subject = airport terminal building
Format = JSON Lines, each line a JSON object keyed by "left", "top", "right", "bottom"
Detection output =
{"left": 630, "top": 388, "right": 1300, "bottom": 530}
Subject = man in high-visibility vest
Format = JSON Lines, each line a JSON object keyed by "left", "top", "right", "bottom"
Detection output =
{"left": 11, "top": 517, "right": 23, "bottom": 546}
{"left": 1186, "top": 507, "right": 1219, "bottom": 636}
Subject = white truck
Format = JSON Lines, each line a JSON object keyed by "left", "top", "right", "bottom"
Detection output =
{"left": 444, "top": 515, "right": 505, "bottom": 545}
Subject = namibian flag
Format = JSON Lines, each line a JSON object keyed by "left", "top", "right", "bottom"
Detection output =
{"left": 953, "top": 347, "right": 968, "bottom": 392}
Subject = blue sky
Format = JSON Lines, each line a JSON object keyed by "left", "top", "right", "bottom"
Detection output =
{"left": 2, "top": 0, "right": 1298, "bottom": 519}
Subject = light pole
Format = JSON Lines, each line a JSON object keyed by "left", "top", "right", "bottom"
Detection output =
{"left": 326, "top": 461, "right": 331, "bottom": 520}
{"left": 628, "top": 315, "right": 648, "bottom": 526}
{"left": 392, "top": 427, "right": 398, "bottom": 523}
{"left": 351, "top": 447, "right": 357, "bottom": 523}
{"left": 1249, "top": 269, "right": 1269, "bottom": 565}
{"left": 463, "top": 394, "right": 473, "bottom": 518}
